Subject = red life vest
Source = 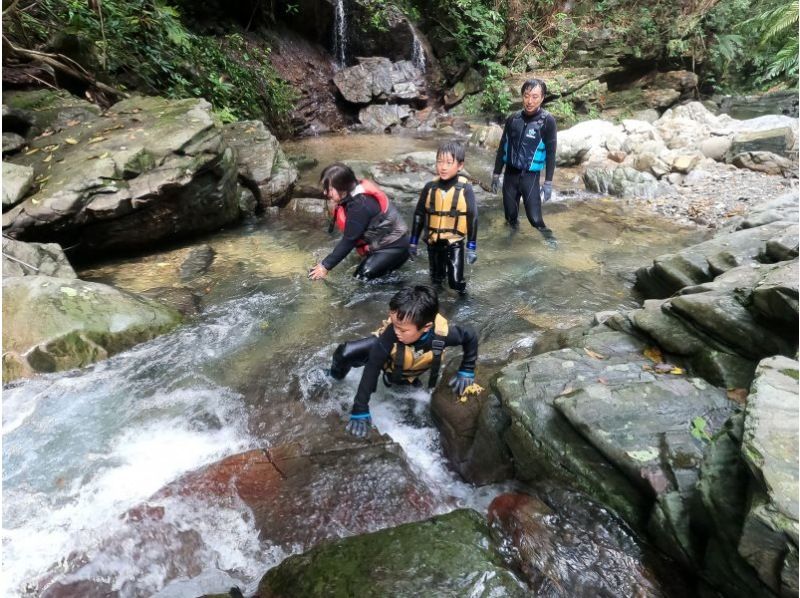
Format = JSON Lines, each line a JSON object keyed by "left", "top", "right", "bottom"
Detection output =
{"left": 333, "top": 180, "right": 393, "bottom": 256}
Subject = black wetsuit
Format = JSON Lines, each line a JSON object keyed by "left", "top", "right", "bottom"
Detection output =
{"left": 410, "top": 177, "right": 479, "bottom": 293}
{"left": 494, "top": 108, "right": 557, "bottom": 235}
{"left": 331, "top": 322, "right": 479, "bottom": 416}
{"left": 322, "top": 193, "right": 410, "bottom": 280}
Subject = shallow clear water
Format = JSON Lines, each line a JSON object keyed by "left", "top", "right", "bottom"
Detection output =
{"left": 2, "top": 133, "right": 708, "bottom": 597}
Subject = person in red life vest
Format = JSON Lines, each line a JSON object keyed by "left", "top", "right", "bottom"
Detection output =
{"left": 308, "top": 163, "right": 410, "bottom": 281}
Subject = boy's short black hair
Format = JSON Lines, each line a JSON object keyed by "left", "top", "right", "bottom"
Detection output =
{"left": 436, "top": 140, "right": 465, "bottom": 164}
{"left": 389, "top": 285, "right": 439, "bottom": 329}
{"left": 320, "top": 162, "right": 358, "bottom": 195}
{"left": 521, "top": 78, "right": 547, "bottom": 97}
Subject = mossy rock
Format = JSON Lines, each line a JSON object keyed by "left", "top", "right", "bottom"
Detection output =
{"left": 257, "top": 509, "right": 528, "bottom": 597}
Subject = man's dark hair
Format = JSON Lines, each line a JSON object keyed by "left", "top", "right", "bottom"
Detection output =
{"left": 521, "top": 78, "right": 547, "bottom": 98}
{"left": 389, "top": 285, "right": 439, "bottom": 328}
{"left": 320, "top": 162, "right": 358, "bottom": 195}
{"left": 437, "top": 140, "right": 465, "bottom": 164}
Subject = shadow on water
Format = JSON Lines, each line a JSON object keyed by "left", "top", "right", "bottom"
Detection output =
{"left": 3, "top": 134, "right": 710, "bottom": 597}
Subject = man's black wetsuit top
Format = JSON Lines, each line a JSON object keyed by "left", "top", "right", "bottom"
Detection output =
{"left": 493, "top": 108, "right": 557, "bottom": 181}
{"left": 351, "top": 322, "right": 478, "bottom": 415}
{"left": 321, "top": 193, "right": 410, "bottom": 271}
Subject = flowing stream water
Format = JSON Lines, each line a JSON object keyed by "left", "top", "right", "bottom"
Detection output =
{"left": 3, "top": 134, "right": 709, "bottom": 597}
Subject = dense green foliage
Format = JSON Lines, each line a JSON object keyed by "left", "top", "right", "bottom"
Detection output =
{"left": 4, "top": 0, "right": 296, "bottom": 131}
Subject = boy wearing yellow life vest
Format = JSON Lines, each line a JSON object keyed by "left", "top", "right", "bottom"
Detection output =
{"left": 409, "top": 141, "right": 478, "bottom": 295}
{"left": 330, "top": 285, "right": 479, "bottom": 438}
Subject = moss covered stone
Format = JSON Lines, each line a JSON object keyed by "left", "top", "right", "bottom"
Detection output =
{"left": 257, "top": 509, "right": 528, "bottom": 597}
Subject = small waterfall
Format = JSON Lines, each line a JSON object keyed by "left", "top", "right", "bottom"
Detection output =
{"left": 333, "top": 0, "right": 347, "bottom": 67}
{"left": 410, "top": 25, "right": 426, "bottom": 73}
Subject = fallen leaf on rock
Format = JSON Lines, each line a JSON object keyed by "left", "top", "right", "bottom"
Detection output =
{"left": 584, "top": 348, "right": 606, "bottom": 360}
{"left": 24, "top": 148, "right": 39, "bottom": 155}
{"left": 726, "top": 388, "right": 748, "bottom": 405}
{"left": 643, "top": 346, "right": 663, "bottom": 363}
{"left": 64, "top": 137, "right": 78, "bottom": 145}
{"left": 42, "top": 154, "right": 52, "bottom": 163}
{"left": 558, "top": 385, "right": 575, "bottom": 396}
{"left": 669, "top": 367, "right": 685, "bottom": 375}
{"left": 88, "top": 136, "right": 106, "bottom": 144}
{"left": 65, "top": 119, "right": 80, "bottom": 127}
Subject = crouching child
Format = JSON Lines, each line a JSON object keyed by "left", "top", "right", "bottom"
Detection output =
{"left": 330, "top": 285, "right": 479, "bottom": 437}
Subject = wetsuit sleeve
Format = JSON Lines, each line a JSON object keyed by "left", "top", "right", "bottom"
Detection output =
{"left": 351, "top": 327, "right": 395, "bottom": 415}
{"left": 445, "top": 323, "right": 478, "bottom": 373}
{"left": 464, "top": 183, "right": 478, "bottom": 249}
{"left": 493, "top": 116, "right": 513, "bottom": 175}
{"left": 543, "top": 113, "right": 557, "bottom": 182}
{"left": 410, "top": 183, "right": 430, "bottom": 245}
{"left": 321, "top": 199, "right": 370, "bottom": 271}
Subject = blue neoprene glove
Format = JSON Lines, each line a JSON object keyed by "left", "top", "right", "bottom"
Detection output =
{"left": 448, "top": 371, "right": 475, "bottom": 396}
{"left": 541, "top": 181, "right": 553, "bottom": 203}
{"left": 345, "top": 413, "right": 371, "bottom": 438}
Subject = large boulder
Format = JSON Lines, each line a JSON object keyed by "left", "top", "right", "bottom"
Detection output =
{"left": 333, "top": 57, "right": 425, "bottom": 104}
{"left": 739, "top": 356, "right": 799, "bottom": 596}
{"left": 2, "top": 275, "right": 181, "bottom": 382}
{"left": 556, "top": 119, "right": 625, "bottom": 166}
{"left": 257, "top": 509, "right": 529, "bottom": 597}
{"left": 583, "top": 163, "right": 664, "bottom": 198}
{"left": 2, "top": 96, "right": 240, "bottom": 255}
{"left": 494, "top": 332, "right": 735, "bottom": 564}
{"left": 358, "top": 103, "right": 412, "bottom": 132}
{"left": 2, "top": 237, "right": 76, "bottom": 278}
{"left": 220, "top": 120, "right": 297, "bottom": 207}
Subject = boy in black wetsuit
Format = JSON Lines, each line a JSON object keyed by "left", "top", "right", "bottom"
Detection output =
{"left": 409, "top": 141, "right": 479, "bottom": 295}
{"left": 491, "top": 78, "right": 558, "bottom": 247}
{"left": 330, "top": 285, "right": 479, "bottom": 438}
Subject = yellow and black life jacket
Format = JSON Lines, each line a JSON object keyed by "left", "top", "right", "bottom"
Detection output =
{"left": 374, "top": 314, "right": 449, "bottom": 388}
{"left": 424, "top": 176, "right": 469, "bottom": 244}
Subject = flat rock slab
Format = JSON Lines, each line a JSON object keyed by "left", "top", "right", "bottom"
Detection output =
{"left": 2, "top": 237, "right": 76, "bottom": 278}
{"left": 2, "top": 161, "right": 34, "bottom": 208}
{"left": 154, "top": 438, "right": 437, "bottom": 551}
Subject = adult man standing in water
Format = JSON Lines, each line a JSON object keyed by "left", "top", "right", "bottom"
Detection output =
{"left": 491, "top": 78, "right": 558, "bottom": 247}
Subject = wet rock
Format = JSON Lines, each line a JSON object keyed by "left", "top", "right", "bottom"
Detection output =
{"left": 140, "top": 286, "right": 200, "bottom": 317}
{"left": 717, "top": 89, "right": 799, "bottom": 119}
{"left": 257, "top": 509, "right": 528, "bottom": 597}
{"left": 179, "top": 244, "right": 216, "bottom": 281}
{"left": 749, "top": 259, "right": 799, "bottom": 327}
{"left": 2, "top": 275, "right": 181, "bottom": 382}
{"left": 220, "top": 120, "right": 297, "bottom": 208}
{"left": 155, "top": 438, "right": 437, "bottom": 551}
{"left": 2, "top": 237, "right": 76, "bottom": 279}
{"left": 488, "top": 492, "right": 667, "bottom": 596}
{"left": 2, "top": 162, "right": 34, "bottom": 209}
{"left": 727, "top": 117, "right": 799, "bottom": 158}
{"left": 557, "top": 119, "right": 624, "bottom": 166}
{"left": 431, "top": 386, "right": 513, "bottom": 486}
{"left": 3, "top": 96, "right": 240, "bottom": 255}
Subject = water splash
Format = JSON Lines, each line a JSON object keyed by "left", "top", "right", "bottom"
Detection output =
{"left": 333, "top": 0, "right": 348, "bottom": 67}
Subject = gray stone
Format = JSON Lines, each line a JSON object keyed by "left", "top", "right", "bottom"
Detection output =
{"left": 749, "top": 259, "right": 798, "bottom": 326}
{"left": 221, "top": 120, "right": 297, "bottom": 207}
{"left": 2, "top": 132, "right": 26, "bottom": 155}
{"left": 333, "top": 58, "right": 424, "bottom": 104}
{"left": 699, "top": 136, "right": 733, "bottom": 160}
{"left": 286, "top": 197, "right": 327, "bottom": 218}
{"left": 357, "top": 104, "right": 412, "bottom": 132}
{"left": 3, "top": 89, "right": 101, "bottom": 136}
{"left": 179, "top": 244, "right": 215, "bottom": 281}
{"left": 730, "top": 151, "right": 797, "bottom": 177}
{"left": 468, "top": 123, "right": 503, "bottom": 149}
{"left": 584, "top": 163, "right": 662, "bottom": 198}
{"left": 557, "top": 119, "right": 624, "bottom": 166}
{"left": 2, "top": 162, "right": 34, "bottom": 208}
{"left": 2, "top": 237, "right": 76, "bottom": 279}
